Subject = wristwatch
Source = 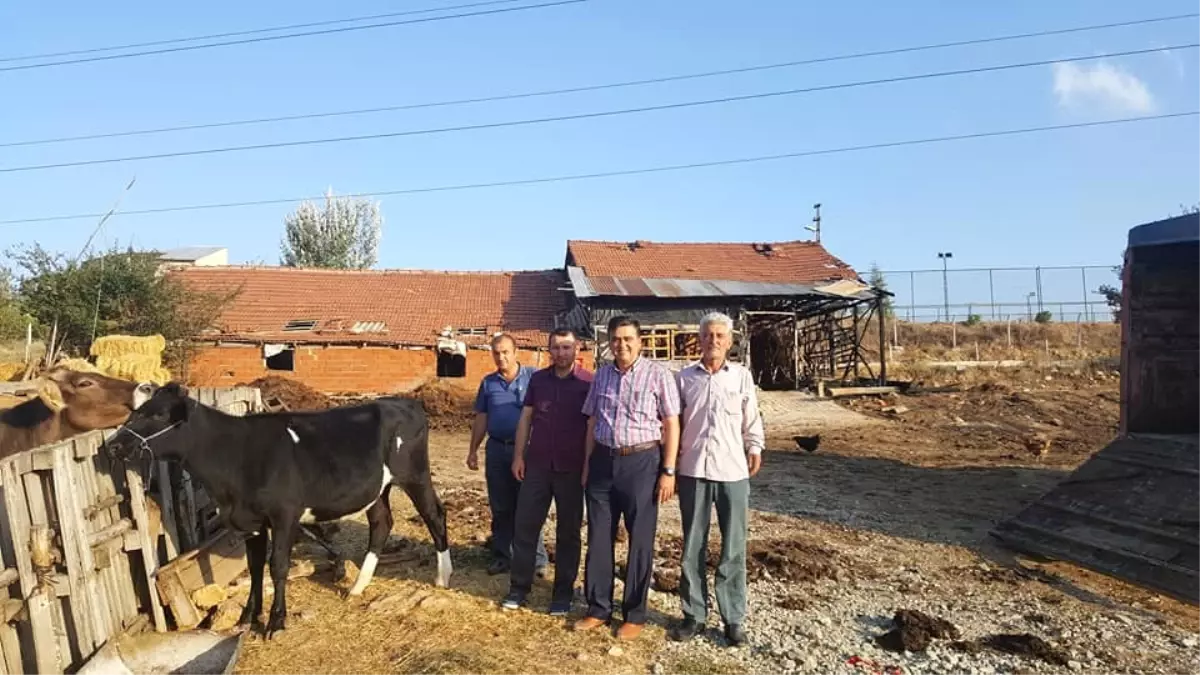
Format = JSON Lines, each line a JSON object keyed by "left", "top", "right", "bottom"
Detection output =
{"left": 661, "top": 466, "right": 676, "bottom": 477}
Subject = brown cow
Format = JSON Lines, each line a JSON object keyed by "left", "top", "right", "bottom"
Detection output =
{"left": 0, "top": 367, "right": 152, "bottom": 460}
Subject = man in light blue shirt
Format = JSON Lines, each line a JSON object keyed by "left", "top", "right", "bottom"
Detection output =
{"left": 467, "top": 333, "right": 548, "bottom": 575}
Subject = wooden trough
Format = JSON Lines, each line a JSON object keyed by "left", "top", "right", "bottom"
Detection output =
{"left": 0, "top": 386, "right": 262, "bottom": 674}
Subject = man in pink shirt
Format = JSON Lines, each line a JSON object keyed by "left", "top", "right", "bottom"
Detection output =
{"left": 669, "top": 311, "right": 764, "bottom": 648}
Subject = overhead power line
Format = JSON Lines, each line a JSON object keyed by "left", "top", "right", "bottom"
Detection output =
{"left": 0, "top": 0, "right": 529, "bottom": 64}
{"left": 3, "top": 111, "right": 1194, "bottom": 226}
{"left": 3, "top": 12, "right": 1195, "bottom": 149}
{"left": 0, "top": 0, "right": 586, "bottom": 73}
{"left": 1, "top": 43, "right": 1194, "bottom": 175}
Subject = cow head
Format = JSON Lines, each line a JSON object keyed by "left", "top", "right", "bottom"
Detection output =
{"left": 43, "top": 367, "right": 154, "bottom": 432}
{"left": 105, "top": 382, "right": 192, "bottom": 464}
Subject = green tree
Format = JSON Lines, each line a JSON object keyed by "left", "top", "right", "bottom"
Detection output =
{"left": 868, "top": 262, "right": 894, "bottom": 318}
{"left": 6, "top": 243, "right": 239, "bottom": 372}
{"left": 280, "top": 189, "right": 382, "bottom": 269}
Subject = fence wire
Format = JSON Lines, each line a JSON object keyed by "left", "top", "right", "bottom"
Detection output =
{"left": 875, "top": 264, "right": 1120, "bottom": 323}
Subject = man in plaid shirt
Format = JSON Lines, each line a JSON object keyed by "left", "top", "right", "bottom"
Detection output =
{"left": 574, "top": 315, "right": 681, "bottom": 641}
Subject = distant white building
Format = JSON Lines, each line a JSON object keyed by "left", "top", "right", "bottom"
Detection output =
{"left": 158, "top": 246, "right": 228, "bottom": 268}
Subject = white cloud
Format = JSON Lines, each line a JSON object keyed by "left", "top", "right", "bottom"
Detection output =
{"left": 1052, "top": 60, "right": 1155, "bottom": 113}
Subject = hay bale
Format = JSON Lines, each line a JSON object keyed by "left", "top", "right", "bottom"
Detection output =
{"left": 90, "top": 334, "right": 166, "bottom": 358}
{"left": 95, "top": 354, "right": 172, "bottom": 384}
{"left": 0, "top": 362, "right": 26, "bottom": 382}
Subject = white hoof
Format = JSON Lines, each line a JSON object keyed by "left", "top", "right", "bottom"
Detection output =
{"left": 434, "top": 549, "right": 453, "bottom": 588}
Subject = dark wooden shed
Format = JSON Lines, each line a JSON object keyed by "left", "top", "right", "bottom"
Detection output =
{"left": 991, "top": 212, "right": 1199, "bottom": 604}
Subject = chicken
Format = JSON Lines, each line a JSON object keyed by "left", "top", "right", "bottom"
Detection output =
{"left": 793, "top": 434, "right": 821, "bottom": 453}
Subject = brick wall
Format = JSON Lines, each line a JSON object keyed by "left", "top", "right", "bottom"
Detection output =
{"left": 186, "top": 343, "right": 558, "bottom": 394}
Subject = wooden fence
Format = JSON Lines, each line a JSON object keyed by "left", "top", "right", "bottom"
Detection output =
{"left": 0, "top": 386, "right": 261, "bottom": 674}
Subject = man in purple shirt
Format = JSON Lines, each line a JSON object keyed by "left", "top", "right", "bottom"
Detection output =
{"left": 500, "top": 328, "right": 594, "bottom": 615}
{"left": 574, "top": 315, "right": 681, "bottom": 641}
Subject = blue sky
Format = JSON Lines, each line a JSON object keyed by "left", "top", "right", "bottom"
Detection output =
{"left": 1, "top": 0, "right": 1196, "bottom": 316}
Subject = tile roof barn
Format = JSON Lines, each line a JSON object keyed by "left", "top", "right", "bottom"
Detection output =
{"left": 565, "top": 239, "right": 861, "bottom": 286}
{"left": 170, "top": 265, "right": 568, "bottom": 348}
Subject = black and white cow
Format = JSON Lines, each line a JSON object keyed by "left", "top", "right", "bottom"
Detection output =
{"left": 106, "top": 382, "right": 452, "bottom": 638}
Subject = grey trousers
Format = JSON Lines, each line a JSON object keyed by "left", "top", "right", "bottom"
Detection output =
{"left": 678, "top": 475, "right": 749, "bottom": 627}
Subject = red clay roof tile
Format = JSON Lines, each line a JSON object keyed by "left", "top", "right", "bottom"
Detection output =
{"left": 170, "top": 266, "right": 567, "bottom": 348}
{"left": 566, "top": 239, "right": 858, "bottom": 285}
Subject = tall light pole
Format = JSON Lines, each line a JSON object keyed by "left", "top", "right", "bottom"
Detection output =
{"left": 937, "top": 252, "right": 952, "bottom": 322}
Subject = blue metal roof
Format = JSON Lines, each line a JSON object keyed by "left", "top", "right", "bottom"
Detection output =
{"left": 1128, "top": 212, "right": 1199, "bottom": 248}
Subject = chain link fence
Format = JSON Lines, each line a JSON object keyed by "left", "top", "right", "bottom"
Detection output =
{"left": 875, "top": 265, "right": 1120, "bottom": 323}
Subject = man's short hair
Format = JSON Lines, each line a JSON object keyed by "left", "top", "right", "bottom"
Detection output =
{"left": 607, "top": 315, "right": 641, "bottom": 335}
{"left": 548, "top": 328, "right": 576, "bottom": 345}
{"left": 700, "top": 311, "right": 734, "bottom": 334}
{"left": 490, "top": 332, "right": 517, "bottom": 350}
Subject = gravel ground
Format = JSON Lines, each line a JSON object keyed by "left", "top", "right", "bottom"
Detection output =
{"left": 649, "top": 520, "right": 1200, "bottom": 675}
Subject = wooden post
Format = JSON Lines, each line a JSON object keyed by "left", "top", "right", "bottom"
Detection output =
{"left": 877, "top": 296, "right": 888, "bottom": 385}
{"left": 51, "top": 446, "right": 106, "bottom": 653}
{"left": 1, "top": 462, "right": 59, "bottom": 674}
{"left": 155, "top": 462, "right": 180, "bottom": 560}
{"left": 792, "top": 312, "right": 800, "bottom": 391}
{"left": 125, "top": 469, "right": 168, "bottom": 632}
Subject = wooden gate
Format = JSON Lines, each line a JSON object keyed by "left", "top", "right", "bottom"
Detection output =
{"left": 0, "top": 386, "right": 261, "bottom": 674}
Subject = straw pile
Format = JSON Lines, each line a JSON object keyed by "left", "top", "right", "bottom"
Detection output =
{"left": 0, "top": 363, "right": 25, "bottom": 382}
{"left": 89, "top": 334, "right": 172, "bottom": 384}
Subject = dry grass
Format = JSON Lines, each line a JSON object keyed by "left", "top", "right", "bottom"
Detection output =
{"left": 864, "top": 320, "right": 1120, "bottom": 363}
{"left": 230, "top": 433, "right": 663, "bottom": 675}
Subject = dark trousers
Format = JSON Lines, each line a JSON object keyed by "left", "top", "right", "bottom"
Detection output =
{"left": 583, "top": 444, "right": 660, "bottom": 624}
{"left": 485, "top": 438, "right": 547, "bottom": 566}
{"left": 510, "top": 464, "right": 584, "bottom": 600}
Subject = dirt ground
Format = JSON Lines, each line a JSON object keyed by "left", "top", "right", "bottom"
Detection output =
{"left": 224, "top": 373, "right": 1197, "bottom": 675}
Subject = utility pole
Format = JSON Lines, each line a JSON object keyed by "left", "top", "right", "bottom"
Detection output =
{"left": 937, "top": 251, "right": 952, "bottom": 322}
{"left": 806, "top": 203, "right": 821, "bottom": 243}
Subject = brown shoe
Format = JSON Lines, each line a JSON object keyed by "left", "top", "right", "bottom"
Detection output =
{"left": 573, "top": 616, "right": 608, "bottom": 631}
{"left": 616, "top": 622, "right": 643, "bottom": 640}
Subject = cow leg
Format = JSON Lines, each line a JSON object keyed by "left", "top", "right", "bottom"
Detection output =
{"left": 265, "top": 518, "right": 297, "bottom": 639}
{"left": 402, "top": 479, "right": 452, "bottom": 587}
{"left": 237, "top": 531, "right": 269, "bottom": 629}
{"left": 347, "top": 488, "right": 393, "bottom": 597}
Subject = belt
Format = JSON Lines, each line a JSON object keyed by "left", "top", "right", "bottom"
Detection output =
{"left": 490, "top": 437, "right": 515, "bottom": 445}
{"left": 600, "top": 441, "right": 659, "bottom": 456}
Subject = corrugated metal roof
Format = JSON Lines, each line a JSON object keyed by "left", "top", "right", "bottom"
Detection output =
{"left": 160, "top": 246, "right": 226, "bottom": 261}
{"left": 567, "top": 266, "right": 876, "bottom": 300}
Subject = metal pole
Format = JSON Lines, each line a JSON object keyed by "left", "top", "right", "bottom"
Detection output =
{"left": 1035, "top": 266, "right": 1044, "bottom": 312}
{"left": 988, "top": 269, "right": 996, "bottom": 320}
{"left": 942, "top": 258, "right": 950, "bottom": 322}
{"left": 908, "top": 271, "right": 915, "bottom": 322}
{"left": 1080, "top": 267, "right": 1089, "bottom": 322}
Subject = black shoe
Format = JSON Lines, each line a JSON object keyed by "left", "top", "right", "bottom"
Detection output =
{"left": 500, "top": 589, "right": 526, "bottom": 611}
{"left": 669, "top": 618, "right": 701, "bottom": 642}
{"left": 725, "top": 624, "right": 747, "bottom": 647}
{"left": 487, "top": 559, "right": 509, "bottom": 575}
